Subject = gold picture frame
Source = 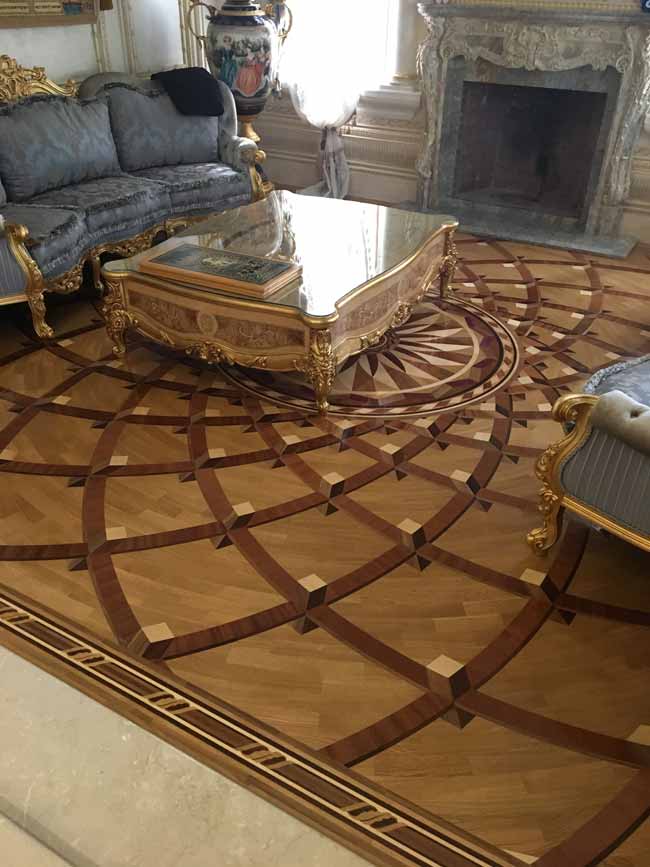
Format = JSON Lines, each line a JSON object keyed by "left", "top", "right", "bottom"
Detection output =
{"left": 0, "top": 1, "right": 99, "bottom": 29}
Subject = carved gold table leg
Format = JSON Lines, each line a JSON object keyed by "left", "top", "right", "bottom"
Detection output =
{"left": 296, "top": 330, "right": 337, "bottom": 414}
{"left": 101, "top": 276, "right": 132, "bottom": 356}
{"left": 440, "top": 230, "right": 458, "bottom": 299}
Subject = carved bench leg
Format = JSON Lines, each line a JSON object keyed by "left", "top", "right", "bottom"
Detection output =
{"left": 26, "top": 280, "right": 54, "bottom": 339}
{"left": 527, "top": 470, "right": 565, "bottom": 554}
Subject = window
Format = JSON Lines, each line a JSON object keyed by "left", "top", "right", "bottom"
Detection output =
{"left": 280, "top": 0, "right": 393, "bottom": 94}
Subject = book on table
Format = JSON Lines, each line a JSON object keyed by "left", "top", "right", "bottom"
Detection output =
{"left": 137, "top": 243, "right": 302, "bottom": 299}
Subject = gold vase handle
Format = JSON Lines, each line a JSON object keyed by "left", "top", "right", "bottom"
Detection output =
{"left": 282, "top": 4, "right": 293, "bottom": 39}
{"left": 265, "top": 2, "right": 293, "bottom": 42}
{"left": 185, "top": 1, "right": 215, "bottom": 44}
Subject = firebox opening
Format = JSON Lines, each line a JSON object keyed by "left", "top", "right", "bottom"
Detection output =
{"left": 454, "top": 82, "right": 607, "bottom": 219}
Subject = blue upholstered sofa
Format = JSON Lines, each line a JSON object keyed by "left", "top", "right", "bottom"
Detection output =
{"left": 0, "top": 56, "right": 264, "bottom": 339}
{"left": 528, "top": 355, "right": 650, "bottom": 555}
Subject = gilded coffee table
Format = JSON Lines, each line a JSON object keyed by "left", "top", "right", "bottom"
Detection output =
{"left": 101, "top": 192, "right": 458, "bottom": 413}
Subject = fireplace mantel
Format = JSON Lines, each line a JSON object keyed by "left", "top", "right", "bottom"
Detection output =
{"left": 418, "top": 0, "right": 645, "bottom": 25}
{"left": 416, "top": 0, "right": 650, "bottom": 251}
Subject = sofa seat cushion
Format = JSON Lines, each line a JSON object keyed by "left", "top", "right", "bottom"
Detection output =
{"left": 131, "top": 163, "right": 251, "bottom": 215}
{"left": 584, "top": 354, "right": 650, "bottom": 406}
{"left": 30, "top": 175, "right": 171, "bottom": 236}
{"left": 2, "top": 203, "right": 87, "bottom": 279}
{"left": 0, "top": 95, "right": 120, "bottom": 202}
{"left": 106, "top": 85, "right": 220, "bottom": 172}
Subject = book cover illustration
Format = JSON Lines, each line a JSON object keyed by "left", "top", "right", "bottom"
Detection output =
{"left": 144, "top": 244, "right": 296, "bottom": 287}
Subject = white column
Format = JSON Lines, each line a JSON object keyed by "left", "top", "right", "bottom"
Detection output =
{"left": 357, "top": 0, "right": 422, "bottom": 126}
{"left": 393, "top": 0, "right": 419, "bottom": 82}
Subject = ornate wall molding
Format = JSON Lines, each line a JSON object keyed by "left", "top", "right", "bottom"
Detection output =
{"left": 416, "top": 5, "right": 650, "bottom": 237}
{"left": 91, "top": 10, "right": 111, "bottom": 72}
{"left": 178, "top": 0, "right": 207, "bottom": 68}
{"left": 116, "top": 0, "right": 138, "bottom": 75}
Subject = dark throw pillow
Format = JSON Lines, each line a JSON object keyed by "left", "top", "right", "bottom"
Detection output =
{"left": 151, "top": 67, "right": 225, "bottom": 117}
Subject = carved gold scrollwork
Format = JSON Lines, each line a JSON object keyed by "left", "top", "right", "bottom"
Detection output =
{"left": 101, "top": 276, "right": 135, "bottom": 356}
{"left": 391, "top": 303, "right": 413, "bottom": 330}
{"left": 527, "top": 394, "right": 598, "bottom": 554}
{"left": 294, "top": 330, "right": 337, "bottom": 414}
{"left": 5, "top": 223, "right": 53, "bottom": 339}
{"left": 439, "top": 231, "right": 459, "bottom": 299}
{"left": 49, "top": 262, "right": 85, "bottom": 295}
{"left": 359, "top": 330, "right": 384, "bottom": 351}
{"left": 0, "top": 54, "right": 78, "bottom": 103}
{"left": 186, "top": 341, "right": 269, "bottom": 370}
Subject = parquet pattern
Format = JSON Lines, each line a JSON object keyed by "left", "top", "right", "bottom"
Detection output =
{"left": 2, "top": 235, "right": 650, "bottom": 867}
{"left": 225, "top": 294, "right": 519, "bottom": 416}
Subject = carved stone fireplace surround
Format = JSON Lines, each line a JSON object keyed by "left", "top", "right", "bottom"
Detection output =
{"left": 416, "top": 0, "right": 650, "bottom": 256}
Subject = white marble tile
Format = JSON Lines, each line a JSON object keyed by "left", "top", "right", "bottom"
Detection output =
{"left": 0, "top": 647, "right": 370, "bottom": 867}
{"left": 0, "top": 814, "right": 72, "bottom": 867}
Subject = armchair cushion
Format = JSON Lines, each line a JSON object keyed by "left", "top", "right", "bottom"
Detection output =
{"left": 2, "top": 203, "right": 87, "bottom": 279}
{"left": 106, "top": 84, "right": 220, "bottom": 172}
{"left": 31, "top": 175, "right": 171, "bottom": 237}
{"left": 131, "top": 163, "right": 251, "bottom": 216}
{"left": 0, "top": 95, "right": 120, "bottom": 202}
{"left": 590, "top": 390, "right": 650, "bottom": 457}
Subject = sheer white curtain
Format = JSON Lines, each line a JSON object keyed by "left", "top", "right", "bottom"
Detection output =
{"left": 280, "top": 0, "right": 391, "bottom": 198}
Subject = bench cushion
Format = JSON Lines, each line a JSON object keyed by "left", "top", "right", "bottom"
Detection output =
{"left": 131, "top": 163, "right": 251, "bottom": 215}
{"left": 107, "top": 85, "right": 220, "bottom": 172}
{"left": 31, "top": 175, "right": 171, "bottom": 237}
{"left": 1, "top": 203, "right": 87, "bottom": 279}
{"left": 0, "top": 95, "right": 120, "bottom": 202}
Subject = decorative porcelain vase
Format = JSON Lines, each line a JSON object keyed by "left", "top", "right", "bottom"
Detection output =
{"left": 188, "top": 0, "right": 292, "bottom": 143}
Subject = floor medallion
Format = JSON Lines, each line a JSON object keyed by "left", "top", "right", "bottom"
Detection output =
{"left": 224, "top": 295, "right": 520, "bottom": 418}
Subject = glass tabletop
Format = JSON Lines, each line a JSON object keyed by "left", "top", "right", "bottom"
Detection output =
{"left": 106, "top": 191, "right": 456, "bottom": 318}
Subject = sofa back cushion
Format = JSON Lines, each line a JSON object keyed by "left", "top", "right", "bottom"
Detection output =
{"left": 0, "top": 178, "right": 6, "bottom": 207}
{"left": 107, "top": 84, "right": 219, "bottom": 172}
{"left": 0, "top": 95, "right": 120, "bottom": 202}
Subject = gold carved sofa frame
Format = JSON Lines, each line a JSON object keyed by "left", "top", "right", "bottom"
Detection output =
{"left": 528, "top": 387, "right": 650, "bottom": 556}
{"left": 0, "top": 56, "right": 266, "bottom": 339}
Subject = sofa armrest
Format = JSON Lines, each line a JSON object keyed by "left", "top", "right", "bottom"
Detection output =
{"left": 219, "top": 132, "right": 258, "bottom": 171}
{"left": 560, "top": 402, "right": 650, "bottom": 540}
{"left": 0, "top": 217, "right": 31, "bottom": 302}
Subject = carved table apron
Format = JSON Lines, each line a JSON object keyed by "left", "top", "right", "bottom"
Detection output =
{"left": 101, "top": 222, "right": 458, "bottom": 413}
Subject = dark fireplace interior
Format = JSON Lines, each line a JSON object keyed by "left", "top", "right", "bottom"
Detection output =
{"left": 454, "top": 82, "right": 607, "bottom": 219}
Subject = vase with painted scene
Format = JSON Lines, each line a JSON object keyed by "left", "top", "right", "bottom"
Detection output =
{"left": 188, "top": 1, "right": 292, "bottom": 143}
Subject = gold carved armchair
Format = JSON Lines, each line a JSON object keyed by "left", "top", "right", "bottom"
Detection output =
{"left": 528, "top": 356, "right": 650, "bottom": 555}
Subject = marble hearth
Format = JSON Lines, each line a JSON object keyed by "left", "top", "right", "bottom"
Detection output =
{"left": 416, "top": 0, "right": 650, "bottom": 256}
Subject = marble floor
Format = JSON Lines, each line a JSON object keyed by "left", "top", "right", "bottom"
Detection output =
{"left": 2, "top": 235, "right": 650, "bottom": 866}
{"left": 1, "top": 813, "right": 71, "bottom": 867}
{"left": 0, "top": 646, "right": 370, "bottom": 867}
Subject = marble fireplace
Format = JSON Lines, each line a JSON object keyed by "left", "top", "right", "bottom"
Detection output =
{"left": 416, "top": 0, "right": 650, "bottom": 255}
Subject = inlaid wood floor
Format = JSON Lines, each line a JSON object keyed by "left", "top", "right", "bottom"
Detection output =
{"left": 2, "top": 236, "right": 650, "bottom": 867}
